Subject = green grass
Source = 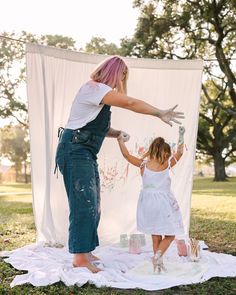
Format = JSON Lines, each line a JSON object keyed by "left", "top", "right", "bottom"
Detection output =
{"left": 0, "top": 179, "right": 236, "bottom": 294}
{"left": 190, "top": 177, "right": 236, "bottom": 255}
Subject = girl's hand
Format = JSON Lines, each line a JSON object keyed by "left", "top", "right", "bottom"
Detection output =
{"left": 159, "top": 105, "right": 184, "bottom": 127}
{"left": 178, "top": 125, "right": 185, "bottom": 145}
{"left": 179, "top": 125, "right": 185, "bottom": 135}
{"left": 117, "top": 131, "right": 130, "bottom": 142}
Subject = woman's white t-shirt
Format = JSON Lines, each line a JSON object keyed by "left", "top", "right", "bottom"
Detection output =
{"left": 65, "top": 80, "right": 112, "bottom": 130}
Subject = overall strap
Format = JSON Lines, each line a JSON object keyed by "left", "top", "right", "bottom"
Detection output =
{"left": 140, "top": 160, "right": 148, "bottom": 176}
{"left": 54, "top": 127, "right": 65, "bottom": 177}
{"left": 57, "top": 127, "right": 65, "bottom": 141}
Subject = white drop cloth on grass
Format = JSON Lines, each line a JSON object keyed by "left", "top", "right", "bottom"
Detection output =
{"left": 2, "top": 241, "right": 236, "bottom": 290}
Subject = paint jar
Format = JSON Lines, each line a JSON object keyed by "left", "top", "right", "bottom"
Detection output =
{"left": 188, "top": 239, "right": 201, "bottom": 262}
{"left": 120, "top": 234, "right": 129, "bottom": 247}
{"left": 129, "top": 234, "right": 142, "bottom": 254}
{"left": 139, "top": 234, "right": 146, "bottom": 246}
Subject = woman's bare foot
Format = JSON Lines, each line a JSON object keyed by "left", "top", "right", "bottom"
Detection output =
{"left": 88, "top": 252, "right": 100, "bottom": 261}
{"left": 72, "top": 253, "right": 101, "bottom": 273}
{"left": 73, "top": 261, "right": 101, "bottom": 273}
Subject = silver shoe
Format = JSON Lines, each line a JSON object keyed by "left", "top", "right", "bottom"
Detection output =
{"left": 152, "top": 250, "right": 167, "bottom": 274}
{"left": 159, "top": 261, "right": 167, "bottom": 272}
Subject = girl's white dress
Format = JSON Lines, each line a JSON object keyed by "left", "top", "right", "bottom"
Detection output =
{"left": 137, "top": 159, "right": 184, "bottom": 236}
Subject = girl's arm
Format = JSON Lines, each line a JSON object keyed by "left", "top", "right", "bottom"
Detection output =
{"left": 117, "top": 135, "right": 143, "bottom": 167}
{"left": 102, "top": 91, "right": 184, "bottom": 127}
{"left": 170, "top": 126, "right": 185, "bottom": 167}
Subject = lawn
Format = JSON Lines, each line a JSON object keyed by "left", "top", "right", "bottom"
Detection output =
{"left": 0, "top": 178, "right": 235, "bottom": 294}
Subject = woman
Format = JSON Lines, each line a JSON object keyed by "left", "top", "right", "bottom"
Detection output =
{"left": 55, "top": 55, "right": 184, "bottom": 273}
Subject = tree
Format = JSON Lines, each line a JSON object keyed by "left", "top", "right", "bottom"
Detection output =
{"left": 119, "top": 37, "right": 140, "bottom": 57}
{"left": 124, "top": 0, "right": 236, "bottom": 180}
{"left": 0, "top": 32, "right": 77, "bottom": 182}
{"left": 85, "top": 37, "right": 120, "bottom": 55}
{"left": 197, "top": 80, "right": 236, "bottom": 180}
{"left": 0, "top": 125, "right": 30, "bottom": 183}
{"left": 0, "top": 31, "right": 76, "bottom": 126}
{"left": 40, "top": 34, "right": 76, "bottom": 49}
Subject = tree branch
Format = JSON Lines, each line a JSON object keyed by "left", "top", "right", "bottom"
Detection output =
{"left": 202, "top": 83, "right": 236, "bottom": 118}
{"left": 223, "top": 148, "right": 236, "bottom": 160}
{"left": 199, "top": 112, "right": 212, "bottom": 124}
{"left": 221, "top": 115, "right": 233, "bottom": 131}
{"left": 11, "top": 113, "right": 28, "bottom": 127}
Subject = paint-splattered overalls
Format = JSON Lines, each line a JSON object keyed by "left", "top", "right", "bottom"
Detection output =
{"left": 55, "top": 104, "right": 111, "bottom": 253}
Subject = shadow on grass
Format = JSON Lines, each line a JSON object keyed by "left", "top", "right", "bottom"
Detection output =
{"left": 192, "top": 190, "right": 236, "bottom": 197}
{"left": 0, "top": 200, "right": 33, "bottom": 215}
{"left": 192, "top": 177, "right": 236, "bottom": 197}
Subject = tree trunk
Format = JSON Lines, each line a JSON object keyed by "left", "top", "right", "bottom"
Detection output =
{"left": 24, "top": 161, "right": 28, "bottom": 184}
{"left": 213, "top": 151, "right": 227, "bottom": 181}
{"left": 15, "top": 164, "right": 18, "bottom": 182}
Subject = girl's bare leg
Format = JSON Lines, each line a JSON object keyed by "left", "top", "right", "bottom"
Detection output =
{"left": 151, "top": 235, "right": 162, "bottom": 254}
{"left": 153, "top": 235, "right": 175, "bottom": 273}
{"left": 151, "top": 235, "right": 162, "bottom": 272}
{"left": 73, "top": 253, "right": 101, "bottom": 273}
{"left": 157, "top": 235, "right": 175, "bottom": 255}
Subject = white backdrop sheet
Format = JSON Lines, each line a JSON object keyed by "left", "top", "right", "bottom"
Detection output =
{"left": 26, "top": 44, "right": 203, "bottom": 246}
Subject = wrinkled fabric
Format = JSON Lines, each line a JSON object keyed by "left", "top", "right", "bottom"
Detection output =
{"left": 2, "top": 241, "right": 236, "bottom": 290}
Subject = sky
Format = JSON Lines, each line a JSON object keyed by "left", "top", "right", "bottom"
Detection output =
{"left": 0, "top": 0, "right": 140, "bottom": 47}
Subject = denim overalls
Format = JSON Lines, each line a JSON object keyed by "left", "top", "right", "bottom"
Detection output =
{"left": 55, "top": 104, "right": 111, "bottom": 253}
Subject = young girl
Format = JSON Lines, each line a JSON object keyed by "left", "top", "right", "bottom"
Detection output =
{"left": 117, "top": 126, "right": 185, "bottom": 273}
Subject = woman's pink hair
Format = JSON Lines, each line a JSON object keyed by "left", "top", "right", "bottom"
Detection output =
{"left": 90, "top": 56, "right": 128, "bottom": 94}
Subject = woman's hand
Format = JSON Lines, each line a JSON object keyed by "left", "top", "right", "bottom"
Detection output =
{"left": 117, "top": 131, "right": 130, "bottom": 142}
{"left": 117, "top": 132, "right": 143, "bottom": 167}
{"left": 159, "top": 105, "right": 184, "bottom": 127}
{"left": 106, "top": 128, "right": 122, "bottom": 138}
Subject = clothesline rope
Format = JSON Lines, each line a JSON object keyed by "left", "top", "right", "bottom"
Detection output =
{"left": 0, "top": 35, "right": 26, "bottom": 44}
{"left": 1, "top": 35, "right": 236, "bottom": 62}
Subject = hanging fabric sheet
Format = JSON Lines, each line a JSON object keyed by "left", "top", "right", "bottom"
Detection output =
{"left": 26, "top": 44, "right": 203, "bottom": 245}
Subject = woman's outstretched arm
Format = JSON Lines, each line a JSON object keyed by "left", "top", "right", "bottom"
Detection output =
{"left": 102, "top": 91, "right": 184, "bottom": 127}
